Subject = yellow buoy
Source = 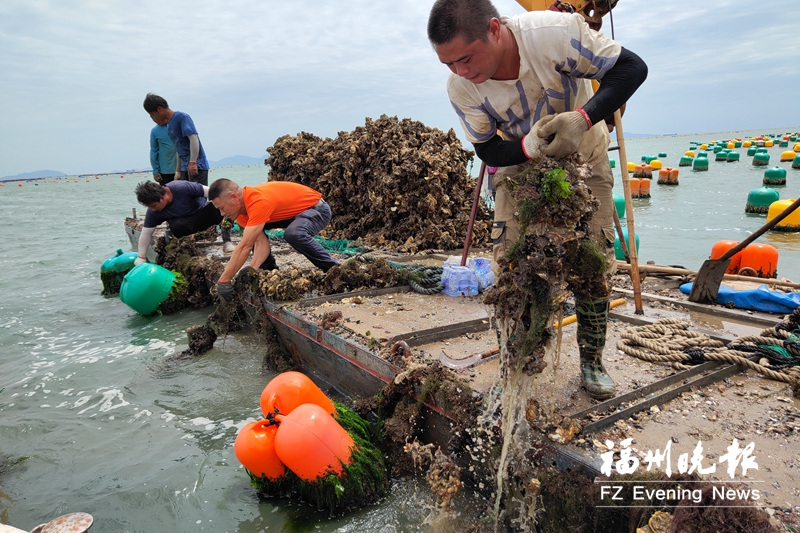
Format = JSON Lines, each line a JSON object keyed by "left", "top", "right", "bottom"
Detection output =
{"left": 627, "top": 161, "right": 636, "bottom": 172}
{"left": 726, "top": 142, "right": 735, "bottom": 149}
{"left": 767, "top": 199, "right": 800, "bottom": 231}
{"left": 765, "top": 140, "right": 774, "bottom": 147}
{"left": 743, "top": 140, "right": 752, "bottom": 147}
{"left": 699, "top": 143, "right": 708, "bottom": 150}
{"left": 781, "top": 151, "right": 796, "bottom": 162}
{"left": 650, "top": 159, "right": 663, "bottom": 170}
{"left": 685, "top": 150, "right": 695, "bottom": 157}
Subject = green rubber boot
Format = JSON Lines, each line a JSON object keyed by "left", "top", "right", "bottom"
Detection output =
{"left": 576, "top": 297, "right": 616, "bottom": 400}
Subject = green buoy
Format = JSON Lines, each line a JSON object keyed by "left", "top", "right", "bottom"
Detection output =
{"left": 745, "top": 186, "right": 779, "bottom": 213}
{"left": 763, "top": 166, "right": 787, "bottom": 185}
{"left": 119, "top": 264, "right": 184, "bottom": 315}
{"left": 100, "top": 248, "right": 138, "bottom": 295}
{"left": 753, "top": 153, "right": 770, "bottom": 167}
{"left": 613, "top": 192, "right": 625, "bottom": 219}
{"left": 614, "top": 228, "right": 639, "bottom": 260}
{"left": 693, "top": 156, "right": 709, "bottom": 171}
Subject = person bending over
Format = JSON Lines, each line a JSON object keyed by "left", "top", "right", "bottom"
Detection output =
{"left": 208, "top": 179, "right": 341, "bottom": 300}
{"left": 134, "top": 180, "right": 233, "bottom": 265}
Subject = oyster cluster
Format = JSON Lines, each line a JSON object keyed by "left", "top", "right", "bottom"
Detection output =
{"left": 484, "top": 155, "right": 607, "bottom": 374}
{"left": 265, "top": 115, "right": 492, "bottom": 253}
{"left": 252, "top": 258, "right": 402, "bottom": 302}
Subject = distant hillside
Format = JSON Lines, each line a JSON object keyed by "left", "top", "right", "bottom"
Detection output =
{"left": 1, "top": 169, "right": 66, "bottom": 180}
{"left": 210, "top": 155, "right": 264, "bottom": 167}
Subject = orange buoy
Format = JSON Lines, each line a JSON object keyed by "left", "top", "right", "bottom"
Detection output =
{"left": 234, "top": 420, "right": 286, "bottom": 480}
{"left": 710, "top": 240, "right": 743, "bottom": 274}
{"left": 739, "top": 243, "right": 778, "bottom": 278}
{"left": 260, "top": 371, "right": 335, "bottom": 418}
{"left": 657, "top": 167, "right": 679, "bottom": 185}
{"left": 18, "top": 183, "right": 22, "bottom": 187}
{"left": 638, "top": 177, "right": 651, "bottom": 197}
{"left": 629, "top": 177, "right": 641, "bottom": 196}
{"left": 274, "top": 403, "right": 354, "bottom": 480}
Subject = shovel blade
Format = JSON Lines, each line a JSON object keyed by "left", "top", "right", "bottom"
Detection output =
{"left": 688, "top": 258, "right": 731, "bottom": 304}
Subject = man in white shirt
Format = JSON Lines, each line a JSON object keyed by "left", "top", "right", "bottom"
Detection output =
{"left": 428, "top": 0, "right": 647, "bottom": 399}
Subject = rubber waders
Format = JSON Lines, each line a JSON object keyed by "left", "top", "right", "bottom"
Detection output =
{"left": 576, "top": 297, "right": 616, "bottom": 400}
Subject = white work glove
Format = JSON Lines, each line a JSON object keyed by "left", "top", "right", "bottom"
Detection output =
{"left": 521, "top": 120, "right": 548, "bottom": 162}
{"left": 134, "top": 257, "right": 146, "bottom": 266}
{"left": 538, "top": 110, "right": 591, "bottom": 160}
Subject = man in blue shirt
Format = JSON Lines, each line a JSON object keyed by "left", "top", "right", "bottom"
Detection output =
{"left": 150, "top": 124, "right": 177, "bottom": 184}
{"left": 143, "top": 93, "right": 210, "bottom": 186}
{"left": 134, "top": 181, "right": 234, "bottom": 265}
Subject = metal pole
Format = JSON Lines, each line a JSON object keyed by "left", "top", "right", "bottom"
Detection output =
{"left": 613, "top": 109, "right": 644, "bottom": 314}
{"left": 461, "top": 161, "right": 487, "bottom": 267}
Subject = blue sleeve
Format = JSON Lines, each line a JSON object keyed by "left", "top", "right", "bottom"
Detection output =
{"left": 185, "top": 181, "right": 205, "bottom": 197}
{"left": 143, "top": 209, "right": 164, "bottom": 228}
{"left": 150, "top": 129, "right": 160, "bottom": 173}
{"left": 178, "top": 114, "right": 199, "bottom": 138}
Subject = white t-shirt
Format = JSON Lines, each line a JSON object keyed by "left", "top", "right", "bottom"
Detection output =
{"left": 447, "top": 11, "right": 621, "bottom": 148}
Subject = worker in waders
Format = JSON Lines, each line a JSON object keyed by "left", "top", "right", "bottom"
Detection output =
{"left": 427, "top": 0, "right": 647, "bottom": 399}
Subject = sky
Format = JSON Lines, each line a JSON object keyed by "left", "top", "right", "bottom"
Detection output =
{"left": 0, "top": 0, "right": 798, "bottom": 177}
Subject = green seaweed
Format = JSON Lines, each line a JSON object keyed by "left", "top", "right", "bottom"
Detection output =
{"left": 100, "top": 270, "right": 128, "bottom": 296}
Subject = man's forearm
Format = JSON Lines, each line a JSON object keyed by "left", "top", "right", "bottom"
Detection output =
{"left": 250, "top": 232, "right": 271, "bottom": 269}
{"left": 581, "top": 47, "right": 648, "bottom": 126}
{"left": 188, "top": 134, "right": 200, "bottom": 164}
{"left": 473, "top": 135, "right": 528, "bottom": 168}
{"left": 138, "top": 227, "right": 156, "bottom": 259}
{"left": 218, "top": 245, "right": 251, "bottom": 283}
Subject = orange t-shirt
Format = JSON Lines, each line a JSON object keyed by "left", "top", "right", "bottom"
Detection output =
{"left": 236, "top": 181, "right": 322, "bottom": 227}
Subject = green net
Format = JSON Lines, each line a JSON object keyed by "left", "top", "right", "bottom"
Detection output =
{"left": 264, "top": 230, "right": 369, "bottom": 256}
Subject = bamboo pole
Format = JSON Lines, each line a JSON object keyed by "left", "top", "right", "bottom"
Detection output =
{"left": 613, "top": 109, "right": 644, "bottom": 314}
{"left": 616, "top": 263, "right": 800, "bottom": 289}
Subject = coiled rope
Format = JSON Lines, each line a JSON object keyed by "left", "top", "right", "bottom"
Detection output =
{"left": 356, "top": 253, "right": 444, "bottom": 295}
{"left": 617, "top": 318, "right": 800, "bottom": 388}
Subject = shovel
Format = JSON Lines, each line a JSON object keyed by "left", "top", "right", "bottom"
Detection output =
{"left": 689, "top": 196, "right": 800, "bottom": 304}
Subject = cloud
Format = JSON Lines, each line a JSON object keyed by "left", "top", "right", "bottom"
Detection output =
{"left": 0, "top": 0, "right": 797, "bottom": 176}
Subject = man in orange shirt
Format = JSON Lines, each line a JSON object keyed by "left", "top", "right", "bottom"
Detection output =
{"left": 209, "top": 179, "right": 340, "bottom": 300}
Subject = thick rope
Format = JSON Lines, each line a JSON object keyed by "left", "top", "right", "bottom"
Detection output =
{"left": 356, "top": 254, "right": 444, "bottom": 295}
{"left": 617, "top": 318, "right": 800, "bottom": 387}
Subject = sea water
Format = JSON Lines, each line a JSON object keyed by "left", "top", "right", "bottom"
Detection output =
{"left": 610, "top": 128, "right": 800, "bottom": 277}
{"left": 1, "top": 127, "right": 798, "bottom": 532}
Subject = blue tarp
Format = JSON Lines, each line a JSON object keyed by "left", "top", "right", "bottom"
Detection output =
{"left": 679, "top": 282, "right": 800, "bottom": 314}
